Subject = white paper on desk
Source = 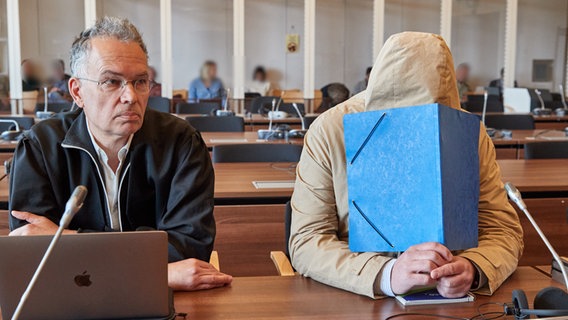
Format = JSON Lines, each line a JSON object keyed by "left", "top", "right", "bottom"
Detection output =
{"left": 209, "top": 139, "right": 249, "bottom": 143}
{"left": 252, "top": 180, "right": 295, "bottom": 189}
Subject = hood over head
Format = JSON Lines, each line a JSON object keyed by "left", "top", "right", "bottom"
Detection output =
{"left": 365, "top": 32, "right": 461, "bottom": 112}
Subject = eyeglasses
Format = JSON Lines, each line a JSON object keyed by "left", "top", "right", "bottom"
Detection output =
{"left": 77, "top": 77, "right": 152, "bottom": 94}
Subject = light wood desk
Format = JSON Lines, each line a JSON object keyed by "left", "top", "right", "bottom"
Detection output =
{"left": 533, "top": 114, "right": 568, "bottom": 130}
{"left": 213, "top": 162, "right": 296, "bottom": 205}
{"left": 200, "top": 132, "right": 303, "bottom": 149}
{"left": 173, "top": 267, "right": 561, "bottom": 320}
{"left": 492, "top": 129, "right": 568, "bottom": 159}
{"left": 498, "top": 159, "right": 568, "bottom": 195}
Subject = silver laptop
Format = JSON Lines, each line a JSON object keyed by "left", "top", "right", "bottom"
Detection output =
{"left": 0, "top": 231, "right": 172, "bottom": 320}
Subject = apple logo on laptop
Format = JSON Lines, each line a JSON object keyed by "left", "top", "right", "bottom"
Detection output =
{"left": 74, "top": 271, "right": 92, "bottom": 287}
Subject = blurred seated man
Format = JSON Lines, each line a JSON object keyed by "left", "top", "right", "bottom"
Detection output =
{"left": 489, "top": 68, "right": 518, "bottom": 101}
{"left": 289, "top": 32, "right": 523, "bottom": 299}
{"left": 189, "top": 60, "right": 224, "bottom": 101}
{"left": 48, "top": 59, "right": 73, "bottom": 103}
{"left": 148, "top": 66, "right": 162, "bottom": 97}
{"left": 246, "top": 66, "right": 271, "bottom": 96}
{"left": 9, "top": 17, "right": 232, "bottom": 292}
{"left": 317, "top": 83, "right": 349, "bottom": 113}
{"left": 21, "top": 59, "right": 41, "bottom": 92}
{"left": 352, "top": 66, "right": 371, "bottom": 95}
{"left": 456, "top": 63, "right": 471, "bottom": 102}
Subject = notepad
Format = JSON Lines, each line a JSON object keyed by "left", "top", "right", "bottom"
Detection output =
{"left": 252, "top": 181, "right": 295, "bottom": 189}
{"left": 395, "top": 288, "right": 475, "bottom": 306}
{"left": 209, "top": 139, "right": 249, "bottom": 144}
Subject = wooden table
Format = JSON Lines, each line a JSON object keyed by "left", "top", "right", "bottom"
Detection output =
{"left": 534, "top": 114, "right": 568, "bottom": 130}
{"left": 173, "top": 266, "right": 562, "bottom": 320}
{"left": 498, "top": 159, "right": 568, "bottom": 196}
{"left": 201, "top": 132, "right": 303, "bottom": 149}
{"left": 492, "top": 129, "right": 568, "bottom": 159}
{"left": 0, "top": 140, "right": 16, "bottom": 153}
{"left": 176, "top": 114, "right": 305, "bottom": 131}
{"left": 213, "top": 162, "right": 296, "bottom": 205}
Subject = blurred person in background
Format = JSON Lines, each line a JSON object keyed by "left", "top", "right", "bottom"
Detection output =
{"left": 352, "top": 66, "right": 372, "bottom": 95}
{"left": 189, "top": 60, "right": 224, "bottom": 101}
{"left": 148, "top": 66, "right": 162, "bottom": 97}
{"left": 48, "top": 59, "right": 72, "bottom": 103}
{"left": 456, "top": 63, "right": 471, "bottom": 103}
{"left": 246, "top": 66, "right": 271, "bottom": 96}
{"left": 21, "top": 59, "right": 41, "bottom": 92}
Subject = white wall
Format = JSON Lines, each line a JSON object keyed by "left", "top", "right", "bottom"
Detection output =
{"left": 13, "top": 0, "right": 568, "bottom": 93}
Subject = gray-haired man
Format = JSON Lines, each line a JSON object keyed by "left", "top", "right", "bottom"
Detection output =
{"left": 9, "top": 17, "right": 232, "bottom": 291}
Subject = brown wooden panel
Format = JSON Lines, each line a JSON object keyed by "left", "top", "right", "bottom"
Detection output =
{"left": 495, "top": 148, "right": 518, "bottom": 159}
{"left": 0, "top": 210, "right": 8, "bottom": 235}
{"left": 213, "top": 204, "right": 286, "bottom": 277}
{"left": 515, "top": 198, "right": 568, "bottom": 266}
{"left": 535, "top": 122, "right": 568, "bottom": 130}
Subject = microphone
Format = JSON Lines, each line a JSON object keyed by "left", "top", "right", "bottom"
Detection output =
{"left": 0, "top": 119, "right": 22, "bottom": 141}
{"left": 559, "top": 85, "right": 568, "bottom": 110}
{"left": 504, "top": 182, "right": 568, "bottom": 290}
{"left": 258, "top": 98, "right": 287, "bottom": 140}
{"left": 533, "top": 89, "right": 552, "bottom": 116}
{"left": 216, "top": 88, "right": 235, "bottom": 117}
{"left": 36, "top": 86, "right": 55, "bottom": 120}
{"left": 481, "top": 90, "right": 488, "bottom": 125}
{"left": 287, "top": 103, "right": 307, "bottom": 138}
{"left": 11, "top": 186, "right": 88, "bottom": 320}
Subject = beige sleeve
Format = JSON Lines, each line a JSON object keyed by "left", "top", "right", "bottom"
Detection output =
{"left": 459, "top": 125, "right": 524, "bottom": 295}
{"left": 289, "top": 124, "right": 392, "bottom": 299}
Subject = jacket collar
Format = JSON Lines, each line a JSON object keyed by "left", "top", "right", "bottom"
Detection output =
{"left": 61, "top": 109, "right": 99, "bottom": 157}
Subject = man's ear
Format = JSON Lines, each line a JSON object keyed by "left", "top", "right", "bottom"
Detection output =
{"left": 68, "top": 77, "right": 84, "bottom": 108}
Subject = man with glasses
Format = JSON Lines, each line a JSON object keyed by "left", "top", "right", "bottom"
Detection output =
{"left": 8, "top": 17, "right": 232, "bottom": 291}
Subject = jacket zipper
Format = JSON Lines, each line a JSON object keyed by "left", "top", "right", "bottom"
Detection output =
{"left": 117, "top": 163, "right": 130, "bottom": 232}
{"left": 61, "top": 143, "right": 123, "bottom": 231}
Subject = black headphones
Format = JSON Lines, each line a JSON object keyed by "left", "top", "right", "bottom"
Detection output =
{"left": 504, "top": 287, "right": 568, "bottom": 319}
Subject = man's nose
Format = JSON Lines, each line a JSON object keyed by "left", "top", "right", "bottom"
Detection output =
{"left": 120, "top": 82, "right": 137, "bottom": 105}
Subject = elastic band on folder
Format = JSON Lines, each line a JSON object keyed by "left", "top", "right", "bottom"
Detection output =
{"left": 352, "top": 200, "right": 394, "bottom": 248}
{"left": 350, "top": 112, "right": 386, "bottom": 165}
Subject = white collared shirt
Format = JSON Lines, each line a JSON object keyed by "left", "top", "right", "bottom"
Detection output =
{"left": 86, "top": 122, "right": 133, "bottom": 231}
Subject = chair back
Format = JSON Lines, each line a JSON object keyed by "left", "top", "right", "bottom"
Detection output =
{"left": 172, "top": 89, "right": 188, "bottom": 101}
{"left": 35, "top": 102, "right": 72, "bottom": 113}
{"left": 0, "top": 116, "right": 35, "bottom": 131}
{"left": 147, "top": 96, "right": 171, "bottom": 113}
{"left": 524, "top": 141, "right": 568, "bottom": 159}
{"left": 278, "top": 103, "right": 305, "bottom": 117}
{"left": 484, "top": 114, "right": 535, "bottom": 130}
{"left": 212, "top": 144, "right": 303, "bottom": 163}
{"left": 465, "top": 94, "right": 504, "bottom": 113}
{"left": 176, "top": 102, "right": 219, "bottom": 115}
{"left": 284, "top": 201, "right": 292, "bottom": 258}
{"left": 248, "top": 96, "right": 279, "bottom": 114}
{"left": 186, "top": 116, "right": 244, "bottom": 132}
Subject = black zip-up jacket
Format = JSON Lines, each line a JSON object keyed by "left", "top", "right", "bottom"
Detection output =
{"left": 9, "top": 109, "right": 215, "bottom": 262}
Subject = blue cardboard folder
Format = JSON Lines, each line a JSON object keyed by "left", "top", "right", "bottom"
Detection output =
{"left": 344, "top": 104, "right": 480, "bottom": 252}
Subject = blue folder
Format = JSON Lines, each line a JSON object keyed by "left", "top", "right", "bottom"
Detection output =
{"left": 344, "top": 104, "right": 480, "bottom": 252}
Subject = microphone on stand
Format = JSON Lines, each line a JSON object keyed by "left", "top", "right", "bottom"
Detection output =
{"left": 36, "top": 86, "right": 55, "bottom": 120}
{"left": 287, "top": 103, "right": 307, "bottom": 138}
{"left": 258, "top": 98, "right": 286, "bottom": 140}
{"left": 556, "top": 84, "right": 568, "bottom": 116}
{"left": 0, "top": 119, "right": 23, "bottom": 141}
{"left": 216, "top": 88, "right": 235, "bottom": 117}
{"left": 11, "top": 186, "right": 88, "bottom": 320}
{"left": 268, "top": 91, "right": 288, "bottom": 119}
{"left": 533, "top": 89, "right": 552, "bottom": 116}
{"left": 505, "top": 182, "right": 568, "bottom": 289}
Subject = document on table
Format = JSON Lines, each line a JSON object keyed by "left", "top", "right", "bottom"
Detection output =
{"left": 252, "top": 180, "right": 295, "bottom": 189}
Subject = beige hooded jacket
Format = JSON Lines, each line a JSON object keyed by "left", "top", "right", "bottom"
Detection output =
{"left": 289, "top": 32, "right": 523, "bottom": 299}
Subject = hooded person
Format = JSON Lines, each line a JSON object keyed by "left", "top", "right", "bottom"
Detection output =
{"left": 289, "top": 32, "right": 523, "bottom": 299}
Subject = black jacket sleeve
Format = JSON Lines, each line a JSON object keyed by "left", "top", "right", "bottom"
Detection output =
{"left": 9, "top": 136, "right": 63, "bottom": 230}
{"left": 158, "top": 132, "right": 216, "bottom": 263}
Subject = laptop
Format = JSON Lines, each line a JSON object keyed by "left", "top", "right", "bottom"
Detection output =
{"left": 0, "top": 231, "right": 174, "bottom": 320}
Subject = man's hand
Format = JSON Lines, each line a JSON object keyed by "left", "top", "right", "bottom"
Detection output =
{"left": 9, "top": 211, "right": 76, "bottom": 236}
{"left": 391, "top": 242, "right": 453, "bottom": 295}
{"left": 168, "top": 258, "right": 232, "bottom": 291}
{"left": 431, "top": 256, "right": 476, "bottom": 298}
